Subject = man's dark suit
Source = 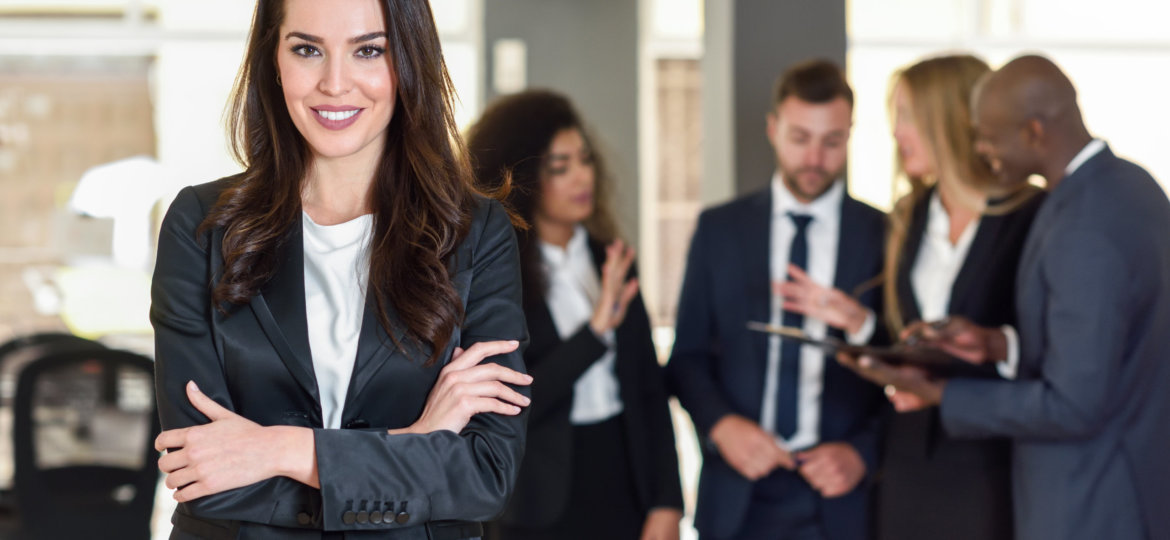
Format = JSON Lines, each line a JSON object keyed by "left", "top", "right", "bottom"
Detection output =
{"left": 151, "top": 177, "right": 529, "bottom": 539}
{"left": 666, "top": 187, "right": 887, "bottom": 540}
{"left": 879, "top": 185, "right": 1045, "bottom": 540}
{"left": 941, "top": 146, "right": 1170, "bottom": 540}
{"left": 493, "top": 237, "right": 683, "bottom": 533}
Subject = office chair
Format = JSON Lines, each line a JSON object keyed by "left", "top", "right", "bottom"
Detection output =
{"left": 12, "top": 348, "right": 158, "bottom": 540}
{"left": 0, "top": 333, "right": 105, "bottom": 511}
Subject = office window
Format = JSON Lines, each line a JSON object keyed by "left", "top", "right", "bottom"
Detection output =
{"left": 847, "top": 0, "right": 1170, "bottom": 211}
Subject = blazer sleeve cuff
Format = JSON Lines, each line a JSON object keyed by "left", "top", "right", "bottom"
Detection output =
{"left": 996, "top": 325, "right": 1021, "bottom": 380}
{"left": 845, "top": 309, "right": 877, "bottom": 345}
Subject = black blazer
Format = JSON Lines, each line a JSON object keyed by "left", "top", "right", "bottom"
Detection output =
{"left": 151, "top": 177, "right": 529, "bottom": 540}
{"left": 666, "top": 187, "right": 888, "bottom": 540}
{"left": 878, "top": 185, "right": 1045, "bottom": 540}
{"left": 495, "top": 237, "right": 683, "bottom": 529}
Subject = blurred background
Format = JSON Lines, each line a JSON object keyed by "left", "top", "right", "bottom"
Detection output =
{"left": 0, "top": 0, "right": 1167, "bottom": 538}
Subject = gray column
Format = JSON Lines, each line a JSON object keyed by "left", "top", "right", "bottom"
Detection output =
{"left": 482, "top": 0, "right": 640, "bottom": 244}
{"left": 703, "top": 0, "right": 847, "bottom": 200}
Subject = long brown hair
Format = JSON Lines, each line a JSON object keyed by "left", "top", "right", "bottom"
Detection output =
{"left": 465, "top": 90, "right": 618, "bottom": 303}
{"left": 883, "top": 54, "right": 991, "bottom": 336}
{"left": 200, "top": 0, "right": 482, "bottom": 365}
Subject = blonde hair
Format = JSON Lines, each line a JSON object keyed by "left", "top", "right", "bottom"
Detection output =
{"left": 883, "top": 54, "right": 993, "bottom": 336}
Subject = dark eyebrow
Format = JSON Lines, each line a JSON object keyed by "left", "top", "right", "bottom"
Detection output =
{"left": 350, "top": 32, "right": 387, "bottom": 44}
{"left": 284, "top": 31, "right": 387, "bottom": 44}
{"left": 285, "top": 32, "right": 321, "bottom": 43}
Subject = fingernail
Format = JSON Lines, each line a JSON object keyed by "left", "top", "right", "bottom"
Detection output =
{"left": 521, "top": 396, "right": 531, "bottom": 405}
{"left": 523, "top": 374, "right": 533, "bottom": 382}
{"left": 859, "top": 357, "right": 872, "bottom": 368}
{"left": 512, "top": 406, "right": 522, "bottom": 414}
{"left": 187, "top": 381, "right": 201, "bottom": 393}
{"left": 508, "top": 340, "right": 519, "bottom": 345}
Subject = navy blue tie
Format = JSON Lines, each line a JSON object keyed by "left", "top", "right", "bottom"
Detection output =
{"left": 777, "top": 212, "right": 812, "bottom": 439}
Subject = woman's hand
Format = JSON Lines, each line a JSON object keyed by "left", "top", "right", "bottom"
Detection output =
{"left": 156, "top": 381, "right": 318, "bottom": 502}
{"left": 589, "top": 239, "right": 639, "bottom": 335}
{"left": 775, "top": 264, "right": 868, "bottom": 335}
{"left": 639, "top": 507, "right": 682, "bottom": 540}
{"left": 396, "top": 340, "right": 531, "bottom": 435}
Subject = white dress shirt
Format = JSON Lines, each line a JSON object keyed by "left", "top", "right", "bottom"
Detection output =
{"left": 303, "top": 212, "right": 372, "bottom": 430}
{"left": 539, "top": 226, "right": 623, "bottom": 425}
{"left": 759, "top": 176, "right": 873, "bottom": 450}
{"left": 910, "top": 190, "right": 981, "bottom": 321}
{"left": 997, "top": 138, "right": 1105, "bottom": 379}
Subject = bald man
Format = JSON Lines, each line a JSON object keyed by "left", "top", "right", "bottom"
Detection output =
{"left": 844, "top": 55, "right": 1170, "bottom": 539}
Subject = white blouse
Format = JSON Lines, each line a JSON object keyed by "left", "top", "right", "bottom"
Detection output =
{"left": 302, "top": 211, "right": 373, "bottom": 430}
{"left": 539, "top": 226, "right": 624, "bottom": 425}
{"left": 910, "top": 191, "right": 981, "bottom": 321}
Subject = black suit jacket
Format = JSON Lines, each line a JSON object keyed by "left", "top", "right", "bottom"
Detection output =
{"left": 878, "top": 185, "right": 1045, "bottom": 540}
{"left": 666, "top": 187, "right": 887, "bottom": 540}
{"left": 151, "top": 177, "right": 529, "bottom": 539}
{"left": 495, "top": 237, "right": 683, "bottom": 529}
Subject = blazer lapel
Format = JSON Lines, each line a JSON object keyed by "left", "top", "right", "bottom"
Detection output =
{"left": 740, "top": 190, "right": 773, "bottom": 363}
{"left": 833, "top": 197, "right": 860, "bottom": 293}
{"left": 948, "top": 207, "right": 1002, "bottom": 317}
{"left": 346, "top": 295, "right": 409, "bottom": 406}
{"left": 251, "top": 218, "right": 319, "bottom": 404}
{"left": 1017, "top": 146, "right": 1113, "bottom": 291}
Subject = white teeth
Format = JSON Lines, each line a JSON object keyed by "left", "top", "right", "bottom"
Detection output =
{"left": 316, "top": 109, "right": 359, "bottom": 121}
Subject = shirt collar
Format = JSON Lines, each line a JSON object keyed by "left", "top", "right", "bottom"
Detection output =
{"left": 926, "top": 189, "right": 979, "bottom": 247}
{"left": 771, "top": 172, "right": 844, "bottom": 224}
{"left": 539, "top": 224, "right": 590, "bottom": 269}
{"left": 1064, "top": 138, "right": 1106, "bottom": 176}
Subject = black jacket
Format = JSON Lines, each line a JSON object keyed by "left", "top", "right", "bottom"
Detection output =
{"left": 151, "top": 177, "right": 529, "bottom": 539}
{"left": 879, "top": 185, "right": 1046, "bottom": 540}
{"left": 495, "top": 236, "right": 683, "bottom": 529}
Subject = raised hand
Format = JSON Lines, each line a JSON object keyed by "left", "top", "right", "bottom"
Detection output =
{"left": 589, "top": 239, "right": 639, "bottom": 335}
{"left": 398, "top": 340, "right": 531, "bottom": 435}
{"left": 708, "top": 414, "right": 795, "bottom": 481}
{"left": 775, "top": 264, "right": 868, "bottom": 334}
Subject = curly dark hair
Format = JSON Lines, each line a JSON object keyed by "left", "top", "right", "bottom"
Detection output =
{"left": 466, "top": 89, "right": 618, "bottom": 303}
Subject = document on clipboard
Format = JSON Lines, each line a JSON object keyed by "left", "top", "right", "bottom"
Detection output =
{"left": 746, "top": 321, "right": 999, "bottom": 379}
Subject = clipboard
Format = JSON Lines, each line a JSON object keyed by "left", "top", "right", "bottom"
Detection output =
{"left": 746, "top": 321, "right": 999, "bottom": 379}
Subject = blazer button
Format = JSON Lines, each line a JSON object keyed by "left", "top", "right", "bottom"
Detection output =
{"left": 370, "top": 510, "right": 383, "bottom": 524}
{"left": 395, "top": 512, "right": 410, "bottom": 525}
{"left": 356, "top": 511, "right": 369, "bottom": 524}
{"left": 342, "top": 511, "right": 356, "bottom": 525}
{"left": 296, "top": 512, "right": 312, "bottom": 525}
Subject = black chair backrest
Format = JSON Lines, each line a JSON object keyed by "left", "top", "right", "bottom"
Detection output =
{"left": 12, "top": 348, "right": 158, "bottom": 540}
{"left": 0, "top": 333, "right": 105, "bottom": 506}
{"left": 0, "top": 333, "right": 99, "bottom": 363}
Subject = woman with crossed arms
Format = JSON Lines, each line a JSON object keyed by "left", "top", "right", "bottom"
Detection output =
{"left": 150, "top": 1, "right": 532, "bottom": 538}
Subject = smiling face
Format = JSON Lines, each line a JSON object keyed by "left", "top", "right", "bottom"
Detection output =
{"left": 276, "top": 0, "right": 396, "bottom": 166}
{"left": 766, "top": 96, "right": 852, "bottom": 203}
{"left": 537, "top": 128, "right": 596, "bottom": 230}
{"left": 971, "top": 84, "right": 1037, "bottom": 191}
